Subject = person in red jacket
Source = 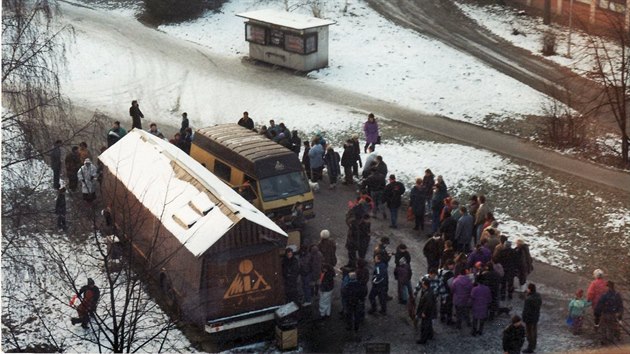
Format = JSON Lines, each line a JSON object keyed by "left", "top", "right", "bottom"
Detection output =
{"left": 587, "top": 268, "right": 608, "bottom": 328}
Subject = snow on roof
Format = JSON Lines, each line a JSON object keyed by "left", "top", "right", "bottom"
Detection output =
{"left": 99, "top": 130, "right": 286, "bottom": 258}
{"left": 237, "top": 9, "right": 335, "bottom": 30}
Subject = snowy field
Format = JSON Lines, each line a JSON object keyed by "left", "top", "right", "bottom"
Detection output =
{"left": 58, "top": 0, "right": 628, "bottom": 276}
{"left": 159, "top": 0, "right": 551, "bottom": 125}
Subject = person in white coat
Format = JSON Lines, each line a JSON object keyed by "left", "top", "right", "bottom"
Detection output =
{"left": 77, "top": 158, "right": 98, "bottom": 203}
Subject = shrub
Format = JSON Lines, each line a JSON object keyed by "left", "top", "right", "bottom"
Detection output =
{"left": 143, "top": 0, "right": 225, "bottom": 24}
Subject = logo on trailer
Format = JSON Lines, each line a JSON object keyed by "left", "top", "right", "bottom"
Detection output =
{"left": 274, "top": 161, "right": 285, "bottom": 171}
{"left": 223, "top": 259, "right": 271, "bottom": 299}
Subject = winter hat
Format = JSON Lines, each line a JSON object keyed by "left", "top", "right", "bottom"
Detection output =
{"left": 576, "top": 289, "right": 584, "bottom": 298}
{"left": 84, "top": 158, "right": 92, "bottom": 164}
{"left": 87, "top": 278, "right": 95, "bottom": 286}
{"left": 593, "top": 269, "right": 604, "bottom": 278}
{"left": 320, "top": 229, "right": 330, "bottom": 239}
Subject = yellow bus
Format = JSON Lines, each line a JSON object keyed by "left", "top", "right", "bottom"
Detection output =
{"left": 190, "top": 124, "right": 314, "bottom": 220}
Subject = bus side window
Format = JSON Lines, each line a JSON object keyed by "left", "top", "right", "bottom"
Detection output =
{"left": 214, "top": 160, "right": 231, "bottom": 182}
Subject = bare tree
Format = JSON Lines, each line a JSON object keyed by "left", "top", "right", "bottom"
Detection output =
{"left": 581, "top": 11, "right": 630, "bottom": 167}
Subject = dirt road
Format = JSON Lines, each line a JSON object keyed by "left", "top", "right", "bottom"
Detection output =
{"left": 366, "top": 0, "right": 619, "bottom": 129}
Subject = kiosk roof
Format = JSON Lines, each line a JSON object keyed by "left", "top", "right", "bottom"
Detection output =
{"left": 237, "top": 9, "right": 335, "bottom": 30}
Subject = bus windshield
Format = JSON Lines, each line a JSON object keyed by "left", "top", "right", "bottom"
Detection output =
{"left": 259, "top": 172, "right": 310, "bottom": 202}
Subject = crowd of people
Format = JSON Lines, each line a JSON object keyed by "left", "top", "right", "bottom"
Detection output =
{"left": 266, "top": 112, "right": 625, "bottom": 351}
{"left": 49, "top": 107, "right": 625, "bottom": 348}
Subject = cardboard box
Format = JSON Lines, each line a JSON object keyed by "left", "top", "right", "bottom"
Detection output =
{"left": 275, "top": 326, "right": 298, "bottom": 350}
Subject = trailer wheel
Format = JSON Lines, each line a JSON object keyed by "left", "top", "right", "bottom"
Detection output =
{"left": 159, "top": 273, "right": 176, "bottom": 307}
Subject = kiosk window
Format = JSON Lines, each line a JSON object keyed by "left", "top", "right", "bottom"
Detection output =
{"left": 270, "top": 29, "right": 284, "bottom": 47}
{"left": 246, "top": 24, "right": 267, "bottom": 45}
{"left": 214, "top": 160, "right": 232, "bottom": 182}
{"left": 284, "top": 33, "right": 318, "bottom": 54}
{"left": 304, "top": 34, "right": 317, "bottom": 54}
{"left": 284, "top": 34, "right": 304, "bottom": 53}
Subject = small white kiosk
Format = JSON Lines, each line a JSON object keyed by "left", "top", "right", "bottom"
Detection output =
{"left": 237, "top": 9, "right": 335, "bottom": 72}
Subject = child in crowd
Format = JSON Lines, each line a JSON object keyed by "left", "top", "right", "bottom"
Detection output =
{"left": 568, "top": 289, "right": 591, "bottom": 335}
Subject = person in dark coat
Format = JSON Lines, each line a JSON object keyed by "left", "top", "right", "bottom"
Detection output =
{"left": 455, "top": 206, "right": 474, "bottom": 253}
{"left": 416, "top": 278, "right": 437, "bottom": 344}
{"left": 595, "top": 281, "right": 624, "bottom": 345}
{"left": 515, "top": 239, "right": 534, "bottom": 292}
{"left": 382, "top": 174, "right": 405, "bottom": 228}
{"left": 503, "top": 315, "right": 526, "bottom": 354}
{"left": 345, "top": 218, "right": 360, "bottom": 268}
{"left": 439, "top": 209, "right": 457, "bottom": 243}
{"left": 340, "top": 139, "right": 356, "bottom": 185}
{"left": 409, "top": 178, "right": 427, "bottom": 231}
{"left": 324, "top": 146, "right": 341, "bottom": 189}
{"left": 318, "top": 229, "right": 337, "bottom": 268}
{"left": 301, "top": 141, "right": 311, "bottom": 180}
{"left": 55, "top": 187, "right": 67, "bottom": 231}
{"left": 480, "top": 262, "right": 502, "bottom": 319}
{"left": 423, "top": 234, "right": 443, "bottom": 273}
{"left": 430, "top": 175, "right": 448, "bottom": 234}
{"left": 350, "top": 135, "right": 362, "bottom": 177}
{"left": 290, "top": 130, "right": 301, "bottom": 155}
{"left": 361, "top": 169, "right": 386, "bottom": 219}
{"left": 521, "top": 283, "right": 542, "bottom": 353}
{"left": 180, "top": 127, "right": 193, "bottom": 155}
{"left": 319, "top": 264, "right": 335, "bottom": 318}
{"left": 71, "top": 278, "right": 100, "bottom": 329}
{"left": 178, "top": 112, "right": 189, "bottom": 135}
{"left": 237, "top": 111, "right": 254, "bottom": 130}
{"left": 422, "top": 169, "right": 435, "bottom": 213}
{"left": 494, "top": 240, "right": 518, "bottom": 301}
{"left": 342, "top": 272, "right": 367, "bottom": 331}
{"left": 65, "top": 146, "right": 81, "bottom": 192}
{"left": 50, "top": 140, "right": 63, "bottom": 189}
{"left": 282, "top": 247, "right": 300, "bottom": 303}
{"left": 438, "top": 260, "right": 455, "bottom": 325}
{"left": 440, "top": 240, "right": 456, "bottom": 268}
{"left": 357, "top": 214, "right": 371, "bottom": 260}
{"left": 368, "top": 254, "right": 388, "bottom": 315}
{"left": 129, "top": 100, "right": 144, "bottom": 129}
{"left": 470, "top": 281, "right": 492, "bottom": 336}
{"left": 394, "top": 244, "right": 412, "bottom": 304}
{"left": 107, "top": 121, "right": 127, "bottom": 147}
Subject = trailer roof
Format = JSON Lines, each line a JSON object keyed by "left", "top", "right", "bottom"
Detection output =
{"left": 237, "top": 9, "right": 335, "bottom": 30}
{"left": 99, "top": 130, "right": 287, "bottom": 257}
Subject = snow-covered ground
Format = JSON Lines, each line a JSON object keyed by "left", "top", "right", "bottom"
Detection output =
{"left": 58, "top": 0, "right": 628, "bottom": 277}
{"left": 455, "top": 1, "right": 622, "bottom": 83}
{"left": 159, "top": 0, "right": 551, "bottom": 125}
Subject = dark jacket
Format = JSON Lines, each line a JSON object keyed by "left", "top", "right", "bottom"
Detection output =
{"left": 439, "top": 216, "right": 457, "bottom": 242}
{"left": 320, "top": 268, "right": 335, "bottom": 292}
{"left": 595, "top": 290, "right": 624, "bottom": 316}
{"left": 409, "top": 184, "right": 427, "bottom": 213}
{"left": 423, "top": 236, "right": 443, "bottom": 264}
{"left": 78, "top": 284, "right": 100, "bottom": 313}
{"left": 363, "top": 172, "right": 385, "bottom": 193}
{"left": 383, "top": 181, "right": 405, "bottom": 209}
{"left": 324, "top": 150, "right": 341, "bottom": 178}
{"left": 416, "top": 287, "right": 437, "bottom": 319}
{"left": 516, "top": 244, "right": 534, "bottom": 277}
{"left": 282, "top": 256, "right": 299, "bottom": 286}
{"left": 394, "top": 262, "right": 412, "bottom": 283}
{"left": 318, "top": 238, "right": 337, "bottom": 267}
{"left": 502, "top": 323, "right": 525, "bottom": 353}
{"left": 290, "top": 134, "right": 301, "bottom": 155}
{"left": 55, "top": 193, "right": 66, "bottom": 216}
{"left": 454, "top": 213, "right": 474, "bottom": 245}
{"left": 341, "top": 143, "right": 355, "bottom": 167}
{"left": 394, "top": 249, "right": 411, "bottom": 267}
{"left": 522, "top": 291, "right": 542, "bottom": 324}
{"left": 237, "top": 117, "right": 254, "bottom": 130}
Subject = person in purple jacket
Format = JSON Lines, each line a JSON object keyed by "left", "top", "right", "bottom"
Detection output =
{"left": 470, "top": 279, "right": 492, "bottom": 336}
{"left": 451, "top": 268, "right": 473, "bottom": 329}
{"left": 363, "top": 113, "right": 379, "bottom": 153}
